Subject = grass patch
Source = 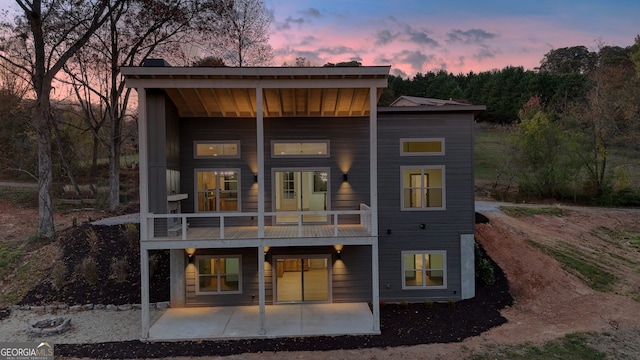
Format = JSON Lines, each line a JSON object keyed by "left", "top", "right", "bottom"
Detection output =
{"left": 501, "top": 206, "right": 565, "bottom": 217}
{"left": 608, "top": 251, "right": 639, "bottom": 265}
{"left": 0, "top": 188, "right": 38, "bottom": 208}
{"left": 593, "top": 227, "right": 640, "bottom": 253}
{"left": 630, "top": 234, "right": 640, "bottom": 252}
{"left": 527, "top": 240, "right": 616, "bottom": 292}
{"left": 474, "top": 125, "right": 510, "bottom": 182}
{"left": 0, "top": 249, "right": 57, "bottom": 306}
{"left": 471, "top": 333, "right": 606, "bottom": 360}
{"left": 0, "top": 244, "right": 23, "bottom": 279}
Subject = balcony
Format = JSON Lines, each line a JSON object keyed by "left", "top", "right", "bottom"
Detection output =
{"left": 143, "top": 204, "right": 373, "bottom": 243}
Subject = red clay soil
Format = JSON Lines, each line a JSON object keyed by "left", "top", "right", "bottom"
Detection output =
{"left": 471, "top": 208, "right": 640, "bottom": 345}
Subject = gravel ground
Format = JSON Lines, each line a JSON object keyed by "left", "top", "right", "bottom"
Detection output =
{"left": 0, "top": 308, "right": 165, "bottom": 343}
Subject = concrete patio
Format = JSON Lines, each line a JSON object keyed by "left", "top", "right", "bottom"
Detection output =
{"left": 148, "top": 303, "right": 378, "bottom": 341}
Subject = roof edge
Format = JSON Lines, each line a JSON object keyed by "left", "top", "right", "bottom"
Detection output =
{"left": 121, "top": 65, "right": 391, "bottom": 78}
{"left": 378, "top": 105, "right": 487, "bottom": 113}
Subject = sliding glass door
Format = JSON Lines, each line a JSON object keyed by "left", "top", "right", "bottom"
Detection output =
{"left": 274, "top": 255, "right": 330, "bottom": 303}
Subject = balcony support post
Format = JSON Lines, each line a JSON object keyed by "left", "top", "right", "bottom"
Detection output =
{"left": 370, "top": 86, "right": 380, "bottom": 332}
{"left": 258, "top": 243, "right": 266, "bottom": 335}
{"left": 256, "top": 87, "right": 265, "bottom": 238}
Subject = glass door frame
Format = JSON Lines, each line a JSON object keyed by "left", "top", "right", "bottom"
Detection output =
{"left": 272, "top": 167, "right": 330, "bottom": 225}
{"left": 272, "top": 254, "right": 333, "bottom": 304}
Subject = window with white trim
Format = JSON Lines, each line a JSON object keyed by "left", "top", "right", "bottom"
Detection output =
{"left": 194, "top": 141, "right": 240, "bottom": 158}
{"left": 272, "top": 140, "right": 329, "bottom": 157}
{"left": 196, "top": 255, "right": 242, "bottom": 294}
{"left": 402, "top": 251, "right": 447, "bottom": 289}
{"left": 400, "top": 138, "right": 444, "bottom": 156}
{"left": 401, "top": 166, "right": 445, "bottom": 210}
{"left": 195, "top": 169, "right": 239, "bottom": 212}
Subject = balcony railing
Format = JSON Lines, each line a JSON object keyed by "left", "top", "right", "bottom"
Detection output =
{"left": 143, "top": 204, "right": 373, "bottom": 241}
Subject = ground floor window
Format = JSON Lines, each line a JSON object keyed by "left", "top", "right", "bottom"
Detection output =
{"left": 195, "top": 255, "right": 242, "bottom": 294}
{"left": 402, "top": 251, "right": 446, "bottom": 289}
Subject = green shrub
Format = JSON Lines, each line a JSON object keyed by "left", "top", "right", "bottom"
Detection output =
{"left": 110, "top": 257, "right": 128, "bottom": 283}
{"left": 86, "top": 228, "right": 100, "bottom": 254}
{"left": 424, "top": 300, "right": 434, "bottom": 309}
{"left": 477, "top": 258, "right": 496, "bottom": 286}
{"left": 123, "top": 223, "right": 139, "bottom": 250}
{"left": 76, "top": 257, "right": 99, "bottom": 285}
{"left": 475, "top": 242, "right": 496, "bottom": 286}
{"left": 51, "top": 263, "right": 67, "bottom": 290}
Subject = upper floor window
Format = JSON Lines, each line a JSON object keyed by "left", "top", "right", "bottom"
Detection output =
{"left": 272, "top": 140, "right": 329, "bottom": 157}
{"left": 402, "top": 251, "right": 447, "bottom": 289}
{"left": 195, "top": 255, "right": 242, "bottom": 294}
{"left": 401, "top": 166, "right": 445, "bottom": 210}
{"left": 194, "top": 141, "right": 240, "bottom": 158}
{"left": 195, "top": 169, "right": 239, "bottom": 212}
{"left": 400, "top": 138, "right": 444, "bottom": 156}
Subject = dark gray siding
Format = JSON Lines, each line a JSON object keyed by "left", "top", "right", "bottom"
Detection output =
{"left": 264, "top": 118, "right": 371, "bottom": 221}
{"left": 178, "top": 116, "right": 372, "bottom": 225}
{"left": 185, "top": 247, "right": 259, "bottom": 306}
{"left": 185, "top": 245, "right": 372, "bottom": 306}
{"left": 179, "top": 118, "right": 258, "bottom": 227}
{"left": 147, "top": 90, "right": 179, "bottom": 236}
{"left": 377, "top": 110, "right": 475, "bottom": 301}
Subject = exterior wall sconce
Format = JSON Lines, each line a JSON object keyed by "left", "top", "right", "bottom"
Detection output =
{"left": 254, "top": 174, "right": 258, "bottom": 183}
{"left": 185, "top": 247, "right": 196, "bottom": 263}
{"left": 386, "top": 229, "right": 392, "bottom": 235}
{"left": 263, "top": 246, "right": 271, "bottom": 262}
{"left": 342, "top": 173, "right": 348, "bottom": 182}
{"left": 419, "top": 223, "right": 426, "bottom": 229}
{"left": 333, "top": 244, "right": 343, "bottom": 260}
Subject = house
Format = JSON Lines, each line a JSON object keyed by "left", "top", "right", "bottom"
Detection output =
{"left": 121, "top": 63, "right": 485, "bottom": 340}
{"left": 389, "top": 95, "right": 470, "bottom": 107}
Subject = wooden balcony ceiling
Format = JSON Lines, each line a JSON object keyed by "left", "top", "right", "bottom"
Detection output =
{"left": 166, "top": 87, "right": 384, "bottom": 118}
{"left": 121, "top": 66, "right": 390, "bottom": 118}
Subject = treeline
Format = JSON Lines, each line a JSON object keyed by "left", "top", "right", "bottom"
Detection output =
{"left": 418, "top": 39, "right": 640, "bottom": 205}
{"left": 380, "top": 43, "right": 639, "bottom": 125}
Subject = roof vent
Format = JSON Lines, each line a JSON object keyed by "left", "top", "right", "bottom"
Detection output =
{"left": 142, "top": 58, "right": 172, "bottom": 67}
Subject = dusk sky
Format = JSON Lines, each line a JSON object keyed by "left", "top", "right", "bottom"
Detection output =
{"left": 265, "top": 0, "right": 640, "bottom": 77}
{"left": 1, "top": 1, "right": 638, "bottom": 78}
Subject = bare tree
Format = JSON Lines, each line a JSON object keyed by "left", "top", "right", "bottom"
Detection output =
{"left": 61, "top": 0, "right": 226, "bottom": 212}
{"left": 0, "top": 0, "right": 126, "bottom": 239}
{"left": 0, "top": 58, "right": 32, "bottom": 178}
{"left": 207, "top": 0, "right": 273, "bottom": 66}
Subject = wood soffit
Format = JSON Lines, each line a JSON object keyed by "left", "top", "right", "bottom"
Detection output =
{"left": 121, "top": 66, "right": 390, "bottom": 118}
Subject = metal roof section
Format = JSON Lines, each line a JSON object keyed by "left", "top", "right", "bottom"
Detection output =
{"left": 389, "top": 95, "right": 472, "bottom": 107}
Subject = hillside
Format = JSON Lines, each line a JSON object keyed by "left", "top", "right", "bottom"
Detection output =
{"left": 1, "top": 199, "right": 640, "bottom": 358}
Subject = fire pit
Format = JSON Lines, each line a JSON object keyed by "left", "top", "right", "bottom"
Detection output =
{"left": 28, "top": 316, "right": 71, "bottom": 336}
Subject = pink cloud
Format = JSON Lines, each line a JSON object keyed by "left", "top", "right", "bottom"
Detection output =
{"left": 269, "top": 10, "right": 636, "bottom": 77}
